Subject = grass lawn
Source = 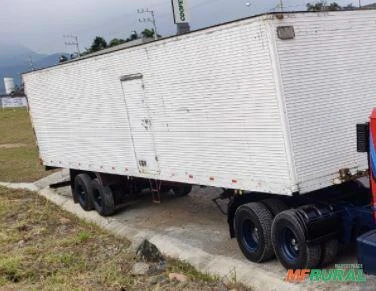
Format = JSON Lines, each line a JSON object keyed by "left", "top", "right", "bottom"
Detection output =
{"left": 0, "top": 186, "right": 239, "bottom": 290}
{"left": 0, "top": 108, "right": 48, "bottom": 182}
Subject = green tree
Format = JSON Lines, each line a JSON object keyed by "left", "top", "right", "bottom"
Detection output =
{"left": 90, "top": 36, "right": 107, "bottom": 52}
{"left": 328, "top": 2, "right": 341, "bottom": 10}
{"left": 141, "top": 28, "right": 155, "bottom": 39}
{"left": 126, "top": 31, "right": 139, "bottom": 42}
{"left": 306, "top": 1, "right": 342, "bottom": 11}
{"left": 343, "top": 4, "right": 356, "bottom": 10}
{"left": 109, "top": 38, "right": 126, "bottom": 47}
{"left": 306, "top": 2, "right": 323, "bottom": 11}
{"left": 59, "top": 55, "right": 68, "bottom": 63}
{"left": 82, "top": 28, "right": 163, "bottom": 55}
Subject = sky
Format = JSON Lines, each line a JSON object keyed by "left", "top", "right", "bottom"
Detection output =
{"left": 0, "top": 0, "right": 374, "bottom": 54}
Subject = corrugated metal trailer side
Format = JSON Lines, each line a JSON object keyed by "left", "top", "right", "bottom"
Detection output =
{"left": 271, "top": 10, "right": 376, "bottom": 193}
{"left": 23, "top": 14, "right": 294, "bottom": 195}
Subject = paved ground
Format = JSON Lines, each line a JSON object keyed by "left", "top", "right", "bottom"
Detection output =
{"left": 3, "top": 171, "right": 376, "bottom": 290}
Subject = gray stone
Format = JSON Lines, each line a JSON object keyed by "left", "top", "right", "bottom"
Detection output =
{"left": 136, "top": 239, "right": 164, "bottom": 262}
{"left": 148, "top": 274, "right": 167, "bottom": 285}
{"left": 17, "top": 240, "right": 25, "bottom": 247}
{"left": 131, "top": 262, "right": 150, "bottom": 276}
{"left": 148, "top": 261, "right": 168, "bottom": 276}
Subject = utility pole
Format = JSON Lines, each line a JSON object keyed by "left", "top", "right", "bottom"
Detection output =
{"left": 137, "top": 8, "right": 159, "bottom": 40}
{"left": 359, "top": 0, "right": 362, "bottom": 8}
{"left": 279, "top": 0, "right": 284, "bottom": 12}
{"left": 63, "top": 35, "right": 81, "bottom": 57}
{"left": 27, "top": 55, "right": 34, "bottom": 71}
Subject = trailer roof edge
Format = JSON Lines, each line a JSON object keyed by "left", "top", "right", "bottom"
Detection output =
{"left": 21, "top": 9, "right": 376, "bottom": 76}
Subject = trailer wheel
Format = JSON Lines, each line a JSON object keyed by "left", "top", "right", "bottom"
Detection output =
{"left": 272, "top": 209, "right": 321, "bottom": 269}
{"left": 172, "top": 184, "right": 192, "bottom": 197}
{"left": 261, "top": 198, "right": 288, "bottom": 217}
{"left": 70, "top": 170, "right": 78, "bottom": 203}
{"left": 91, "top": 179, "right": 115, "bottom": 216}
{"left": 234, "top": 202, "right": 274, "bottom": 262}
{"left": 73, "top": 173, "right": 94, "bottom": 211}
{"left": 320, "top": 239, "right": 339, "bottom": 267}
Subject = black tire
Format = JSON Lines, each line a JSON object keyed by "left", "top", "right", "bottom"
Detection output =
{"left": 70, "top": 170, "right": 78, "bottom": 203}
{"left": 320, "top": 239, "right": 339, "bottom": 267}
{"left": 272, "top": 209, "right": 322, "bottom": 270}
{"left": 234, "top": 202, "right": 274, "bottom": 263}
{"left": 91, "top": 179, "right": 116, "bottom": 216}
{"left": 73, "top": 173, "right": 94, "bottom": 211}
{"left": 172, "top": 184, "right": 192, "bottom": 197}
{"left": 262, "top": 198, "right": 289, "bottom": 217}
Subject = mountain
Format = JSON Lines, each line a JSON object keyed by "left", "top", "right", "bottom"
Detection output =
{"left": 0, "top": 41, "right": 44, "bottom": 67}
{"left": 363, "top": 3, "right": 376, "bottom": 8}
{"left": 0, "top": 42, "right": 68, "bottom": 94}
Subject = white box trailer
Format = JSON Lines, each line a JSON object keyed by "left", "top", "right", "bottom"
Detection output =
{"left": 23, "top": 10, "right": 376, "bottom": 269}
{"left": 24, "top": 10, "right": 376, "bottom": 196}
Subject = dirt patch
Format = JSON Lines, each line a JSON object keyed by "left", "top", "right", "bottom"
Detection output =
{"left": 0, "top": 143, "right": 27, "bottom": 149}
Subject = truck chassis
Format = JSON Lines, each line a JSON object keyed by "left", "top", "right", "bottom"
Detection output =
{"left": 46, "top": 114, "right": 376, "bottom": 271}
{"left": 59, "top": 163, "right": 374, "bottom": 271}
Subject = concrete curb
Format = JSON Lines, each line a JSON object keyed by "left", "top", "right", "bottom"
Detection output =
{"left": 36, "top": 187, "right": 301, "bottom": 291}
{"left": 0, "top": 182, "right": 39, "bottom": 191}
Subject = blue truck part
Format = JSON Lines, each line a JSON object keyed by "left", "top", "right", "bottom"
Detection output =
{"left": 357, "top": 229, "right": 376, "bottom": 275}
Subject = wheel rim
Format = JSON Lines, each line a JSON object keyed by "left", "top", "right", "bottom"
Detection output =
{"left": 93, "top": 188, "right": 102, "bottom": 208}
{"left": 280, "top": 227, "right": 299, "bottom": 262}
{"left": 77, "top": 184, "right": 86, "bottom": 205}
{"left": 241, "top": 219, "right": 259, "bottom": 252}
